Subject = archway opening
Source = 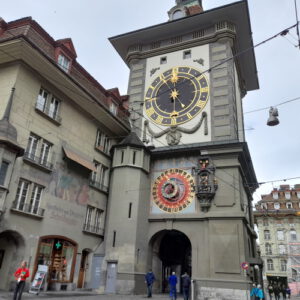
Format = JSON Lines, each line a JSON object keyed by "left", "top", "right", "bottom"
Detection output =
{"left": 150, "top": 230, "right": 191, "bottom": 293}
{"left": 0, "top": 230, "right": 25, "bottom": 290}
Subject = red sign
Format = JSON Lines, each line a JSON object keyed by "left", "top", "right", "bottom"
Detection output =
{"left": 241, "top": 262, "right": 249, "bottom": 270}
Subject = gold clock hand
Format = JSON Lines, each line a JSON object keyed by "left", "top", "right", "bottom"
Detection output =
{"left": 174, "top": 95, "right": 185, "bottom": 108}
{"left": 160, "top": 75, "right": 172, "bottom": 89}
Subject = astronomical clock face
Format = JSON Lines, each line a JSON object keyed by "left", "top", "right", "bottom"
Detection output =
{"left": 152, "top": 169, "right": 195, "bottom": 213}
{"left": 145, "top": 66, "right": 209, "bottom": 126}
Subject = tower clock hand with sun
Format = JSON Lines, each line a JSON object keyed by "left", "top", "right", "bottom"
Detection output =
{"left": 145, "top": 66, "right": 209, "bottom": 126}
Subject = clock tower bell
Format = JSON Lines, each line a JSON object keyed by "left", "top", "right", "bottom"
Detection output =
{"left": 104, "top": 1, "right": 262, "bottom": 298}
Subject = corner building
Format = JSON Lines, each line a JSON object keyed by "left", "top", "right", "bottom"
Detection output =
{"left": 0, "top": 17, "right": 130, "bottom": 291}
{"left": 102, "top": 1, "right": 262, "bottom": 299}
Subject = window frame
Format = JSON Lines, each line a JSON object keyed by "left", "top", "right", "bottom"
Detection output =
{"left": 57, "top": 53, "right": 70, "bottom": 72}
{"left": 0, "top": 160, "right": 10, "bottom": 186}
{"left": 265, "top": 243, "right": 272, "bottom": 255}
{"left": 267, "top": 259, "right": 274, "bottom": 271}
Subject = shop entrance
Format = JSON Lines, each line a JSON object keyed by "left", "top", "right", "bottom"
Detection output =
{"left": 77, "top": 249, "right": 89, "bottom": 288}
{"left": 150, "top": 230, "right": 191, "bottom": 293}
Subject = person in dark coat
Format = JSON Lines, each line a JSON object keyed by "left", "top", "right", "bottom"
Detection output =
{"left": 281, "top": 285, "right": 287, "bottom": 300}
{"left": 268, "top": 283, "right": 274, "bottom": 300}
{"left": 273, "top": 284, "right": 280, "bottom": 300}
{"left": 145, "top": 269, "right": 155, "bottom": 298}
{"left": 168, "top": 272, "right": 178, "bottom": 300}
{"left": 181, "top": 272, "right": 191, "bottom": 300}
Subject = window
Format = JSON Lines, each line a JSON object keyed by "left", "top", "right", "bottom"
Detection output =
{"left": 160, "top": 57, "right": 167, "bottom": 64}
{"left": 36, "top": 88, "right": 61, "bottom": 122}
{"left": 265, "top": 243, "right": 272, "bottom": 255}
{"left": 263, "top": 218, "right": 269, "bottom": 226}
{"left": 95, "top": 130, "right": 110, "bottom": 154}
{"left": 12, "top": 179, "right": 44, "bottom": 217}
{"left": 286, "top": 202, "right": 293, "bottom": 209}
{"left": 274, "top": 202, "right": 280, "bottom": 209}
{"left": 297, "top": 191, "right": 300, "bottom": 199}
{"left": 280, "top": 259, "right": 287, "bottom": 271}
{"left": 132, "top": 151, "right": 137, "bottom": 165}
{"left": 279, "top": 244, "right": 286, "bottom": 254}
{"left": 0, "top": 161, "right": 9, "bottom": 186}
{"left": 261, "top": 203, "right": 267, "bottom": 210}
{"left": 264, "top": 230, "right": 271, "bottom": 240}
{"left": 172, "top": 9, "right": 184, "bottom": 20}
{"left": 285, "top": 192, "right": 291, "bottom": 200}
{"left": 57, "top": 53, "right": 70, "bottom": 72}
{"left": 90, "top": 161, "right": 109, "bottom": 192}
{"left": 109, "top": 102, "right": 117, "bottom": 116}
{"left": 128, "top": 203, "right": 132, "bottom": 219}
{"left": 277, "top": 230, "right": 285, "bottom": 241}
{"left": 25, "top": 133, "right": 53, "bottom": 170}
{"left": 292, "top": 269, "right": 298, "bottom": 281}
{"left": 267, "top": 259, "right": 274, "bottom": 271}
{"left": 183, "top": 50, "right": 191, "bottom": 59}
{"left": 273, "top": 192, "right": 279, "bottom": 199}
{"left": 83, "top": 206, "right": 103, "bottom": 235}
{"left": 290, "top": 230, "right": 297, "bottom": 241}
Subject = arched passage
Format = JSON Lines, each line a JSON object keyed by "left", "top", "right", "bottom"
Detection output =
{"left": 149, "top": 230, "right": 191, "bottom": 293}
{"left": 0, "top": 230, "right": 25, "bottom": 290}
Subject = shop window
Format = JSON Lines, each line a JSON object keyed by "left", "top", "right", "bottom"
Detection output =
{"left": 281, "top": 259, "right": 287, "bottom": 271}
{"left": 12, "top": 179, "right": 44, "bottom": 217}
{"left": 265, "top": 243, "right": 272, "bottom": 255}
{"left": 24, "top": 133, "right": 53, "bottom": 170}
{"left": 267, "top": 259, "right": 274, "bottom": 271}
{"left": 95, "top": 130, "right": 111, "bottom": 154}
{"left": 36, "top": 88, "right": 61, "bottom": 123}
{"left": 264, "top": 230, "right": 271, "bottom": 240}
{"left": 0, "top": 160, "right": 9, "bottom": 186}
{"left": 36, "top": 237, "right": 76, "bottom": 283}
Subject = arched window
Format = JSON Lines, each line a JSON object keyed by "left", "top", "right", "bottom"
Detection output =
{"left": 265, "top": 243, "right": 272, "bottom": 255}
{"left": 172, "top": 9, "right": 185, "bottom": 20}
{"left": 267, "top": 259, "right": 274, "bottom": 270}
{"left": 281, "top": 259, "right": 287, "bottom": 271}
{"left": 264, "top": 230, "right": 271, "bottom": 240}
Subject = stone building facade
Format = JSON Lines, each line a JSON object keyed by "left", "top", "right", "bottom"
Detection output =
{"left": 254, "top": 184, "right": 300, "bottom": 295}
{"left": 0, "top": 17, "right": 130, "bottom": 291}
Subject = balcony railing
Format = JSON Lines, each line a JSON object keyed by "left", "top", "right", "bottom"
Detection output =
{"left": 11, "top": 201, "right": 45, "bottom": 217}
{"left": 35, "top": 102, "right": 62, "bottom": 124}
{"left": 89, "top": 179, "right": 108, "bottom": 193}
{"left": 83, "top": 223, "right": 103, "bottom": 235}
{"left": 23, "top": 151, "right": 54, "bottom": 171}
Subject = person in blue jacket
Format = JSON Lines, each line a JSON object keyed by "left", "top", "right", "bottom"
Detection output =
{"left": 250, "top": 283, "right": 258, "bottom": 300}
{"left": 168, "top": 271, "right": 178, "bottom": 300}
{"left": 145, "top": 269, "right": 155, "bottom": 298}
{"left": 256, "top": 284, "right": 265, "bottom": 300}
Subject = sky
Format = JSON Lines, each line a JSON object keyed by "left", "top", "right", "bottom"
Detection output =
{"left": 1, "top": 0, "right": 300, "bottom": 204}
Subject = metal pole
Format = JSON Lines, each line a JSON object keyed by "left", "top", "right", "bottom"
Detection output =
{"left": 294, "top": 0, "right": 300, "bottom": 49}
{"left": 191, "top": 279, "right": 194, "bottom": 300}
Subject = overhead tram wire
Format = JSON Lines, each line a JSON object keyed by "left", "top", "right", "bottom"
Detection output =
{"left": 295, "top": 0, "right": 300, "bottom": 49}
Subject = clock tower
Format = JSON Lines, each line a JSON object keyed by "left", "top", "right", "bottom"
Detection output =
{"left": 104, "top": 1, "right": 262, "bottom": 298}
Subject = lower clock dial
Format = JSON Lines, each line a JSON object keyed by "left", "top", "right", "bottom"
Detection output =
{"left": 152, "top": 169, "right": 195, "bottom": 213}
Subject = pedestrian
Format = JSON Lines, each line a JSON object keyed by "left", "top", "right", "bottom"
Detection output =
{"left": 13, "top": 261, "right": 30, "bottom": 300}
{"left": 281, "top": 285, "right": 287, "bottom": 300}
{"left": 268, "top": 283, "right": 274, "bottom": 300}
{"left": 145, "top": 269, "right": 155, "bottom": 298}
{"left": 273, "top": 284, "right": 280, "bottom": 300}
{"left": 256, "top": 284, "right": 264, "bottom": 300}
{"left": 168, "top": 271, "right": 177, "bottom": 300}
{"left": 250, "top": 283, "right": 258, "bottom": 300}
{"left": 181, "top": 272, "right": 191, "bottom": 300}
{"left": 286, "top": 286, "right": 291, "bottom": 299}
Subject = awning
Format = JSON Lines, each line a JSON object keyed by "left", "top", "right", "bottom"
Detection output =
{"left": 62, "top": 145, "right": 96, "bottom": 172}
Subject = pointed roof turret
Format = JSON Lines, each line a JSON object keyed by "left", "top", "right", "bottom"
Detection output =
{"left": 118, "top": 131, "right": 145, "bottom": 148}
{"left": 0, "top": 88, "right": 24, "bottom": 156}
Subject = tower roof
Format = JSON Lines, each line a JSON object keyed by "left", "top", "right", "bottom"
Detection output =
{"left": 118, "top": 131, "right": 145, "bottom": 148}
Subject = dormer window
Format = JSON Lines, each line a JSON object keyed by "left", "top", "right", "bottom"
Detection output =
{"left": 109, "top": 102, "right": 118, "bottom": 116}
{"left": 273, "top": 192, "right": 279, "bottom": 199}
{"left": 274, "top": 202, "right": 280, "bottom": 210}
{"left": 172, "top": 9, "right": 185, "bottom": 20}
{"left": 57, "top": 53, "right": 70, "bottom": 72}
